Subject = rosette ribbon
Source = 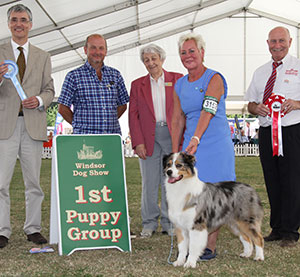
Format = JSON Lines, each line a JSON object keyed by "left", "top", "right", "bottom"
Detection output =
{"left": 3, "top": 60, "right": 27, "bottom": 100}
{"left": 265, "top": 94, "right": 286, "bottom": 156}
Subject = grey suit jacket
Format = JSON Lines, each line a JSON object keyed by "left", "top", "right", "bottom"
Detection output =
{"left": 0, "top": 42, "right": 54, "bottom": 141}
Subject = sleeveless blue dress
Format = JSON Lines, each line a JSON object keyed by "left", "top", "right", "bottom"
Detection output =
{"left": 175, "top": 69, "right": 236, "bottom": 183}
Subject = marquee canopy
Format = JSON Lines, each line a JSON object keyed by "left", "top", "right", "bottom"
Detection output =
{"left": 1, "top": 0, "right": 299, "bottom": 119}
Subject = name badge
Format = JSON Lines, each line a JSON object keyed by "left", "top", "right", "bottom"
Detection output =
{"left": 164, "top": 82, "right": 172, "bottom": 87}
{"left": 3, "top": 60, "right": 27, "bottom": 100}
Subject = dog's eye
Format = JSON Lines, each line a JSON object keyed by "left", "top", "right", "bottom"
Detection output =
{"left": 176, "top": 164, "right": 182, "bottom": 169}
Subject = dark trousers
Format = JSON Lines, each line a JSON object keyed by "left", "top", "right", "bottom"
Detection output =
{"left": 259, "top": 123, "right": 300, "bottom": 241}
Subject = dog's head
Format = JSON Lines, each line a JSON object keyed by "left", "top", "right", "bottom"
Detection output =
{"left": 163, "top": 152, "right": 196, "bottom": 184}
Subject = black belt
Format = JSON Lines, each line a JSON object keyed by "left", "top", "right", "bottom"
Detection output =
{"left": 18, "top": 111, "right": 24, "bottom": 116}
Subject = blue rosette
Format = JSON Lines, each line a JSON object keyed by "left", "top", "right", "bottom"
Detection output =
{"left": 3, "top": 60, "right": 19, "bottom": 79}
{"left": 3, "top": 60, "right": 27, "bottom": 100}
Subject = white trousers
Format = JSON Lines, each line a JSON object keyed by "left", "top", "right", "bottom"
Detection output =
{"left": 0, "top": 117, "right": 44, "bottom": 238}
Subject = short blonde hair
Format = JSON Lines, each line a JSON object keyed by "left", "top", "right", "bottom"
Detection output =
{"left": 178, "top": 33, "right": 206, "bottom": 53}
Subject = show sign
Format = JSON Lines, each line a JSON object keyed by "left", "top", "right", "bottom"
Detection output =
{"left": 50, "top": 135, "right": 131, "bottom": 255}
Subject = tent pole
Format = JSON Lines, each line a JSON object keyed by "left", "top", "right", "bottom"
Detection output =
{"left": 243, "top": 10, "right": 247, "bottom": 98}
{"left": 297, "top": 28, "right": 300, "bottom": 59}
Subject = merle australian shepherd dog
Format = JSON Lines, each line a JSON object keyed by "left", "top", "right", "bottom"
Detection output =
{"left": 163, "top": 152, "right": 264, "bottom": 268}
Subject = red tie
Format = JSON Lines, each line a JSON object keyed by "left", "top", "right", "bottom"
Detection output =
{"left": 263, "top": 61, "right": 282, "bottom": 104}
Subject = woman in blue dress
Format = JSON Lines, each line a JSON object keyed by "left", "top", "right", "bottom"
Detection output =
{"left": 172, "top": 33, "right": 236, "bottom": 260}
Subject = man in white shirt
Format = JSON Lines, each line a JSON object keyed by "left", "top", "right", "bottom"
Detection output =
{"left": 245, "top": 26, "right": 300, "bottom": 248}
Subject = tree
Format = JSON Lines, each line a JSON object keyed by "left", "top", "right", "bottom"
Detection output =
{"left": 47, "top": 102, "right": 58, "bottom": 127}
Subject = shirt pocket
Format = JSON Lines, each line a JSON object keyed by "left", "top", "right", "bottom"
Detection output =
{"left": 101, "top": 83, "right": 118, "bottom": 104}
{"left": 76, "top": 83, "right": 99, "bottom": 103}
{"left": 280, "top": 75, "right": 300, "bottom": 100}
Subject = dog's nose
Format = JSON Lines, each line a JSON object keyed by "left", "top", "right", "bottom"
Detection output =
{"left": 166, "top": 169, "right": 172, "bottom": 176}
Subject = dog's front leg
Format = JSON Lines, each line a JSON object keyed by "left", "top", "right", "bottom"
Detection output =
{"left": 173, "top": 228, "right": 189, "bottom": 267}
{"left": 239, "top": 235, "right": 253, "bottom": 258}
{"left": 184, "top": 229, "right": 208, "bottom": 268}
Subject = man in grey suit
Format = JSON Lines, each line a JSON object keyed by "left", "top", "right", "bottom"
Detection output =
{"left": 0, "top": 4, "right": 54, "bottom": 248}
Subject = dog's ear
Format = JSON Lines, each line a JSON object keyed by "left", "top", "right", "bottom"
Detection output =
{"left": 182, "top": 152, "right": 196, "bottom": 166}
{"left": 163, "top": 153, "right": 173, "bottom": 168}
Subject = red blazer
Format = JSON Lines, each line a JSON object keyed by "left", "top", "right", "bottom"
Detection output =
{"left": 129, "top": 70, "right": 183, "bottom": 156}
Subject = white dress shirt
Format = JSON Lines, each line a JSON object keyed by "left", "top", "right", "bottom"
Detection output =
{"left": 245, "top": 54, "right": 300, "bottom": 127}
{"left": 11, "top": 39, "right": 29, "bottom": 63}
{"left": 150, "top": 73, "right": 166, "bottom": 123}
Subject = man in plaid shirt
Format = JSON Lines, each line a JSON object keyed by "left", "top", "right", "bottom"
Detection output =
{"left": 58, "top": 34, "right": 129, "bottom": 135}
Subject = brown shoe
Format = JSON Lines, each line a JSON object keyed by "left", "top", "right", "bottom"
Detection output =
{"left": 27, "top": 233, "right": 47, "bottom": 244}
{"left": 0, "top": 236, "right": 8, "bottom": 248}
{"left": 280, "top": 239, "right": 297, "bottom": 248}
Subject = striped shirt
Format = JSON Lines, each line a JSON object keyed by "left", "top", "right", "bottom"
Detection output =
{"left": 58, "top": 61, "right": 129, "bottom": 134}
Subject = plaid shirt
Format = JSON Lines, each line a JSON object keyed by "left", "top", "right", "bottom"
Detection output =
{"left": 58, "top": 61, "right": 129, "bottom": 134}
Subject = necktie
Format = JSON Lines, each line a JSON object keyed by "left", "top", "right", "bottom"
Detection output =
{"left": 17, "top": 46, "right": 26, "bottom": 82}
{"left": 263, "top": 61, "right": 282, "bottom": 104}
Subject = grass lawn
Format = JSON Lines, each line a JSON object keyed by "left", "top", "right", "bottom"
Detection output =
{"left": 0, "top": 157, "right": 299, "bottom": 276}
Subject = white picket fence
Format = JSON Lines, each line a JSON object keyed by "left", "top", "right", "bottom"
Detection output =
{"left": 42, "top": 145, "right": 137, "bottom": 159}
{"left": 234, "top": 143, "right": 259, "bottom": 157}
{"left": 42, "top": 147, "right": 52, "bottom": 159}
{"left": 42, "top": 143, "right": 259, "bottom": 159}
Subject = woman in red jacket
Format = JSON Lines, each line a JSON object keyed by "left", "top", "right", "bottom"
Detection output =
{"left": 129, "top": 44, "right": 183, "bottom": 238}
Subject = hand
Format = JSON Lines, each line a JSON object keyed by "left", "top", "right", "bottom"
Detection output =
{"left": 135, "top": 144, "right": 147, "bottom": 160}
{"left": 281, "top": 99, "right": 300, "bottom": 114}
{"left": 185, "top": 138, "right": 198, "bottom": 155}
{"left": 0, "top": 62, "right": 8, "bottom": 82}
{"left": 255, "top": 103, "right": 270, "bottom": 117}
{"left": 22, "top": 96, "right": 39, "bottom": 109}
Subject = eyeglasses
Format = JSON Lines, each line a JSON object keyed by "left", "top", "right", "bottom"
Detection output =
{"left": 9, "top": 17, "right": 31, "bottom": 24}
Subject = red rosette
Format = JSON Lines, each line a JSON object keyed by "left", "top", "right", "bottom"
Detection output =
{"left": 265, "top": 94, "right": 286, "bottom": 118}
{"left": 265, "top": 94, "right": 285, "bottom": 156}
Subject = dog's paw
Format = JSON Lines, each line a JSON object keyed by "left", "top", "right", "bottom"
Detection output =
{"left": 254, "top": 254, "right": 264, "bottom": 261}
{"left": 240, "top": 252, "right": 252, "bottom": 258}
{"left": 183, "top": 260, "right": 197, "bottom": 268}
{"left": 254, "top": 246, "right": 264, "bottom": 261}
{"left": 173, "top": 259, "right": 185, "bottom": 267}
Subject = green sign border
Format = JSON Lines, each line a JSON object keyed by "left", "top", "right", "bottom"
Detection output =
{"left": 53, "top": 134, "right": 131, "bottom": 255}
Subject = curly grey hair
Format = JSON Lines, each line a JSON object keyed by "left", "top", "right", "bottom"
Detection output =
{"left": 140, "top": 44, "right": 166, "bottom": 62}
